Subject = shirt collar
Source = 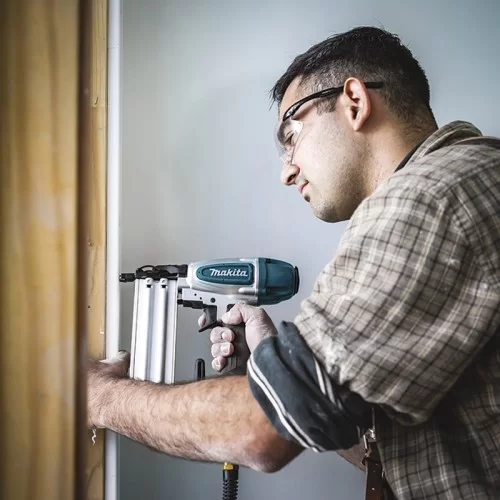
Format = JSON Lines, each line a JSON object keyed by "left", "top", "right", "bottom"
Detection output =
{"left": 394, "top": 121, "right": 483, "bottom": 173}
{"left": 395, "top": 140, "right": 424, "bottom": 172}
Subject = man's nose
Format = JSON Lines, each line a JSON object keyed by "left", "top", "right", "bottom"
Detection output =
{"left": 280, "top": 162, "right": 300, "bottom": 186}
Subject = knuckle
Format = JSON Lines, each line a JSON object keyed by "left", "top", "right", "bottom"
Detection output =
{"left": 255, "top": 307, "right": 266, "bottom": 317}
{"left": 221, "top": 329, "right": 234, "bottom": 342}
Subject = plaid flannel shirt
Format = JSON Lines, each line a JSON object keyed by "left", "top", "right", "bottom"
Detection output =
{"left": 248, "top": 121, "right": 500, "bottom": 499}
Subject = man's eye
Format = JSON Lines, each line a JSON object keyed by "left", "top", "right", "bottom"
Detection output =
{"left": 284, "top": 134, "right": 294, "bottom": 147}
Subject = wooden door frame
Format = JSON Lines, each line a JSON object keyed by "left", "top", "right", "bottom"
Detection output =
{"left": 0, "top": 1, "right": 107, "bottom": 498}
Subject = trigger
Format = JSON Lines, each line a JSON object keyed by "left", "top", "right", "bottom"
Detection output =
{"left": 198, "top": 319, "right": 223, "bottom": 333}
{"left": 199, "top": 305, "right": 219, "bottom": 333}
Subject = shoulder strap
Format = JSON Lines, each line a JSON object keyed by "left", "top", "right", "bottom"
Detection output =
{"left": 455, "top": 136, "right": 500, "bottom": 149}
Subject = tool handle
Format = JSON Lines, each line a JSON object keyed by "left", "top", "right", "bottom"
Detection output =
{"left": 220, "top": 322, "right": 250, "bottom": 375}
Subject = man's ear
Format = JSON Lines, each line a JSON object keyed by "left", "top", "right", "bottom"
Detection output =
{"left": 340, "top": 78, "right": 372, "bottom": 131}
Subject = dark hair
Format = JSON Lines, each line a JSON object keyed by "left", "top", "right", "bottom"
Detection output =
{"left": 271, "top": 27, "right": 436, "bottom": 126}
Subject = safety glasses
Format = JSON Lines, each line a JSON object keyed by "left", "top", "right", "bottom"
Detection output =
{"left": 274, "top": 81, "right": 384, "bottom": 165}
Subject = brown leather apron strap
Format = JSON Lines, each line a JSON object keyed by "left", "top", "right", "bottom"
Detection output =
{"left": 362, "top": 440, "right": 397, "bottom": 500}
{"left": 363, "top": 440, "right": 385, "bottom": 500}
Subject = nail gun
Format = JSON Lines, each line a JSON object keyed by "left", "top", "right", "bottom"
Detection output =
{"left": 119, "top": 257, "right": 300, "bottom": 381}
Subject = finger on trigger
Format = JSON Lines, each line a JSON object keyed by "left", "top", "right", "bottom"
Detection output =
{"left": 197, "top": 313, "right": 207, "bottom": 328}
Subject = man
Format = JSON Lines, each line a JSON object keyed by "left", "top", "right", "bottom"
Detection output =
{"left": 88, "top": 27, "right": 500, "bottom": 499}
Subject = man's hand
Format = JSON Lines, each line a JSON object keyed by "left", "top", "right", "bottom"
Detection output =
{"left": 87, "top": 351, "right": 130, "bottom": 428}
{"left": 199, "top": 304, "right": 278, "bottom": 372}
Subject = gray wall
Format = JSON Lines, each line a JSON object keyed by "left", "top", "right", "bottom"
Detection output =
{"left": 119, "top": 1, "right": 500, "bottom": 498}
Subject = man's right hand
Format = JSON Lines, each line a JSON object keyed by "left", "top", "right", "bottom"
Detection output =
{"left": 198, "top": 304, "right": 278, "bottom": 372}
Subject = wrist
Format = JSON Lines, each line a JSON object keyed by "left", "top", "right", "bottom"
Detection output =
{"left": 94, "top": 375, "right": 128, "bottom": 429}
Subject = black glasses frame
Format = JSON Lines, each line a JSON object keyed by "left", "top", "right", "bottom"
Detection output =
{"left": 282, "top": 81, "right": 385, "bottom": 122}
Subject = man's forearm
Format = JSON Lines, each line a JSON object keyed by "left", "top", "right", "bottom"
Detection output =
{"left": 99, "top": 374, "right": 302, "bottom": 471}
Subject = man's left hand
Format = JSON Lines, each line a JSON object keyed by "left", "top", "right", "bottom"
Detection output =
{"left": 87, "top": 351, "right": 130, "bottom": 428}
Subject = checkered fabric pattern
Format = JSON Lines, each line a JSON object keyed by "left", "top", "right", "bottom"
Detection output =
{"left": 248, "top": 121, "right": 500, "bottom": 499}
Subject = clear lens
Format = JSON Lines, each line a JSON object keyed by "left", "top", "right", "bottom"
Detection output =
{"left": 274, "top": 119, "right": 303, "bottom": 164}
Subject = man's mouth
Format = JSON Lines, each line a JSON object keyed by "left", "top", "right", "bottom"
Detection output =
{"left": 298, "top": 181, "right": 308, "bottom": 194}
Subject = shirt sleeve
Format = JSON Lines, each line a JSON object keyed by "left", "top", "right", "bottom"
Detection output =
{"left": 247, "top": 321, "right": 371, "bottom": 451}
{"left": 293, "top": 183, "right": 497, "bottom": 426}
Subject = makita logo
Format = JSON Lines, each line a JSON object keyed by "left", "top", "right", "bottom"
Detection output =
{"left": 209, "top": 268, "right": 248, "bottom": 278}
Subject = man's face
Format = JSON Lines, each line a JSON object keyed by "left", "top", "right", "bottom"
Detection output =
{"left": 277, "top": 79, "right": 368, "bottom": 222}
